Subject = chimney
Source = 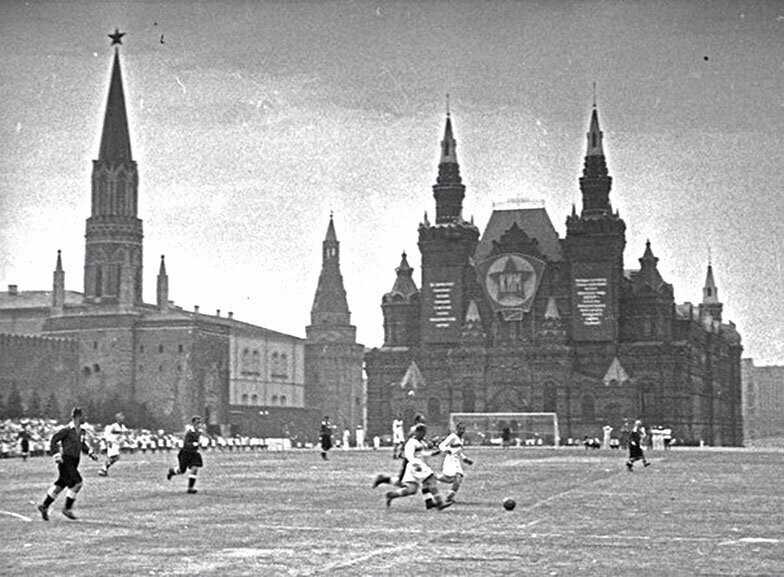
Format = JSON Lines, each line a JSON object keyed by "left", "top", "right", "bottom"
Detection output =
{"left": 194, "top": 305, "right": 200, "bottom": 314}
{"left": 216, "top": 309, "right": 221, "bottom": 317}
{"left": 228, "top": 311, "right": 234, "bottom": 319}
{"left": 8, "top": 284, "right": 18, "bottom": 296}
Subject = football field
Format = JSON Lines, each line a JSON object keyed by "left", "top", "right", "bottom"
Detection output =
{"left": 1, "top": 447, "right": 782, "bottom": 576}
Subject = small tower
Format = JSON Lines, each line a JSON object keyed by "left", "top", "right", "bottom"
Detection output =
{"left": 84, "top": 30, "right": 144, "bottom": 307}
{"left": 156, "top": 255, "right": 168, "bottom": 309}
{"left": 381, "top": 252, "right": 420, "bottom": 346}
{"left": 51, "top": 250, "right": 65, "bottom": 315}
{"left": 700, "top": 260, "right": 723, "bottom": 322}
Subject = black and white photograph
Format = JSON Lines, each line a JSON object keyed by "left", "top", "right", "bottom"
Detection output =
{"left": 0, "top": 1, "right": 782, "bottom": 575}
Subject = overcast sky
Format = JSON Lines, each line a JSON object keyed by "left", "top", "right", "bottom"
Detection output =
{"left": 0, "top": 1, "right": 782, "bottom": 364}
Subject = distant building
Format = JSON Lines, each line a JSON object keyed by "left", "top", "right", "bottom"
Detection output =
{"left": 366, "top": 106, "right": 743, "bottom": 446}
{"left": 0, "top": 36, "right": 320, "bottom": 436}
{"left": 741, "top": 359, "right": 784, "bottom": 440}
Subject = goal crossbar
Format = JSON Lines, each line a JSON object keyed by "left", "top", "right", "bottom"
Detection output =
{"left": 448, "top": 412, "right": 560, "bottom": 447}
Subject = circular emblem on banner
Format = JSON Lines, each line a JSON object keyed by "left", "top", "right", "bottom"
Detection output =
{"left": 484, "top": 255, "right": 537, "bottom": 307}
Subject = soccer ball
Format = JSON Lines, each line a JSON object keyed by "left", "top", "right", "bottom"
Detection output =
{"left": 503, "top": 498, "right": 516, "bottom": 511}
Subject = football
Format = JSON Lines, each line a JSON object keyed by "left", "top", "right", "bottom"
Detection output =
{"left": 503, "top": 498, "right": 516, "bottom": 511}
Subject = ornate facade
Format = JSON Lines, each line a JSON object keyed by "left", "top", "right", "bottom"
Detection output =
{"left": 366, "top": 106, "right": 744, "bottom": 446}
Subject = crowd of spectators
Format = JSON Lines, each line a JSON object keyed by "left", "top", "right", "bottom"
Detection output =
{"left": 0, "top": 417, "right": 279, "bottom": 459}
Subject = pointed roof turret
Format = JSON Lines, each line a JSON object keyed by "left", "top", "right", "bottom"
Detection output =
{"left": 384, "top": 252, "right": 419, "bottom": 302}
{"left": 636, "top": 239, "right": 664, "bottom": 290}
{"left": 158, "top": 254, "right": 167, "bottom": 276}
{"left": 578, "top": 92, "right": 613, "bottom": 218}
{"left": 458, "top": 299, "right": 487, "bottom": 344}
{"left": 55, "top": 249, "right": 63, "bottom": 273}
{"left": 310, "top": 215, "right": 351, "bottom": 325}
{"left": 703, "top": 263, "right": 719, "bottom": 304}
{"left": 586, "top": 106, "right": 604, "bottom": 157}
{"left": 325, "top": 211, "right": 337, "bottom": 242}
{"left": 433, "top": 107, "right": 466, "bottom": 224}
{"left": 99, "top": 45, "right": 133, "bottom": 162}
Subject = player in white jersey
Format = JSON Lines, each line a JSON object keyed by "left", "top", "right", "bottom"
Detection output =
{"left": 436, "top": 422, "right": 473, "bottom": 504}
{"left": 384, "top": 424, "right": 450, "bottom": 510}
{"left": 392, "top": 417, "right": 405, "bottom": 459}
{"left": 98, "top": 413, "right": 127, "bottom": 477}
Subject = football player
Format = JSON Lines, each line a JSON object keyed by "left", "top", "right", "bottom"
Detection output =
{"left": 436, "top": 421, "right": 473, "bottom": 504}
{"left": 384, "top": 424, "right": 450, "bottom": 510}
{"left": 167, "top": 416, "right": 204, "bottom": 493}
{"left": 37, "top": 407, "right": 98, "bottom": 520}
{"left": 98, "top": 412, "right": 127, "bottom": 477}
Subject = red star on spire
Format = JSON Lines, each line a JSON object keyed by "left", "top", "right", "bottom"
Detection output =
{"left": 108, "top": 28, "right": 126, "bottom": 46}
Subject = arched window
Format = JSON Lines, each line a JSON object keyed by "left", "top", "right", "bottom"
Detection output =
{"left": 271, "top": 395, "right": 278, "bottom": 405}
{"left": 280, "top": 395, "right": 287, "bottom": 406}
{"left": 241, "top": 393, "right": 249, "bottom": 404}
{"left": 427, "top": 397, "right": 440, "bottom": 423}
{"left": 543, "top": 383, "right": 557, "bottom": 413}
{"left": 582, "top": 395, "right": 595, "bottom": 422}
{"left": 95, "top": 266, "right": 103, "bottom": 297}
{"left": 251, "top": 394, "right": 258, "bottom": 404}
{"left": 93, "top": 364, "right": 100, "bottom": 373}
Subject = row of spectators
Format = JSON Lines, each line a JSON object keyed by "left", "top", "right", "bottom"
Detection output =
{"left": 0, "top": 418, "right": 284, "bottom": 459}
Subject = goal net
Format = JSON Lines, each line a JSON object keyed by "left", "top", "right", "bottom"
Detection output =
{"left": 448, "top": 412, "right": 560, "bottom": 447}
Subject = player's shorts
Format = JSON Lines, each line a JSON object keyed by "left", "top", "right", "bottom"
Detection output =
{"left": 54, "top": 456, "right": 83, "bottom": 488}
{"left": 442, "top": 454, "right": 464, "bottom": 477}
{"left": 320, "top": 435, "right": 332, "bottom": 451}
{"left": 401, "top": 459, "right": 433, "bottom": 485}
{"left": 629, "top": 444, "right": 644, "bottom": 460}
{"left": 392, "top": 433, "right": 405, "bottom": 444}
{"left": 20, "top": 440, "right": 29, "bottom": 453}
{"left": 107, "top": 442, "right": 121, "bottom": 458}
{"left": 178, "top": 450, "right": 203, "bottom": 471}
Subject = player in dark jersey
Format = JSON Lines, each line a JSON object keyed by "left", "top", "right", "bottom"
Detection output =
{"left": 37, "top": 407, "right": 98, "bottom": 520}
{"left": 319, "top": 416, "right": 332, "bottom": 460}
{"left": 167, "top": 416, "right": 203, "bottom": 493}
{"left": 626, "top": 420, "right": 651, "bottom": 471}
{"left": 17, "top": 424, "right": 31, "bottom": 461}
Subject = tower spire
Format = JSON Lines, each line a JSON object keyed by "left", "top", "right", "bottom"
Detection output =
{"left": 578, "top": 92, "right": 613, "bottom": 217}
{"left": 310, "top": 215, "right": 351, "bottom": 326}
{"left": 84, "top": 30, "right": 143, "bottom": 306}
{"left": 52, "top": 250, "right": 65, "bottom": 314}
{"left": 99, "top": 34, "right": 132, "bottom": 162}
{"left": 157, "top": 255, "right": 168, "bottom": 309}
{"left": 701, "top": 258, "right": 723, "bottom": 322}
{"left": 433, "top": 108, "right": 465, "bottom": 224}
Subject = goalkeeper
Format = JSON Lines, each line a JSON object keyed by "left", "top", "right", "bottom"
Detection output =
{"left": 37, "top": 407, "right": 98, "bottom": 521}
{"left": 436, "top": 421, "right": 473, "bottom": 504}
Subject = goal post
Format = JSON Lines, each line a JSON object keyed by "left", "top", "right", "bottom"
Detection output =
{"left": 448, "top": 412, "right": 560, "bottom": 447}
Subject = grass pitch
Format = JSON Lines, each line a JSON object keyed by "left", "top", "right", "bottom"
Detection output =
{"left": 1, "top": 447, "right": 782, "bottom": 576}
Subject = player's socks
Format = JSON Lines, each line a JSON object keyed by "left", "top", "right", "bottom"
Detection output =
{"left": 422, "top": 486, "right": 437, "bottom": 509}
{"left": 373, "top": 474, "right": 391, "bottom": 488}
{"left": 42, "top": 495, "right": 54, "bottom": 509}
{"left": 187, "top": 475, "right": 197, "bottom": 493}
{"left": 37, "top": 504, "right": 49, "bottom": 521}
{"left": 64, "top": 496, "right": 75, "bottom": 511}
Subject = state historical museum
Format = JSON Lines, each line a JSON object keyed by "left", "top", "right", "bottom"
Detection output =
{"left": 365, "top": 105, "right": 743, "bottom": 446}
